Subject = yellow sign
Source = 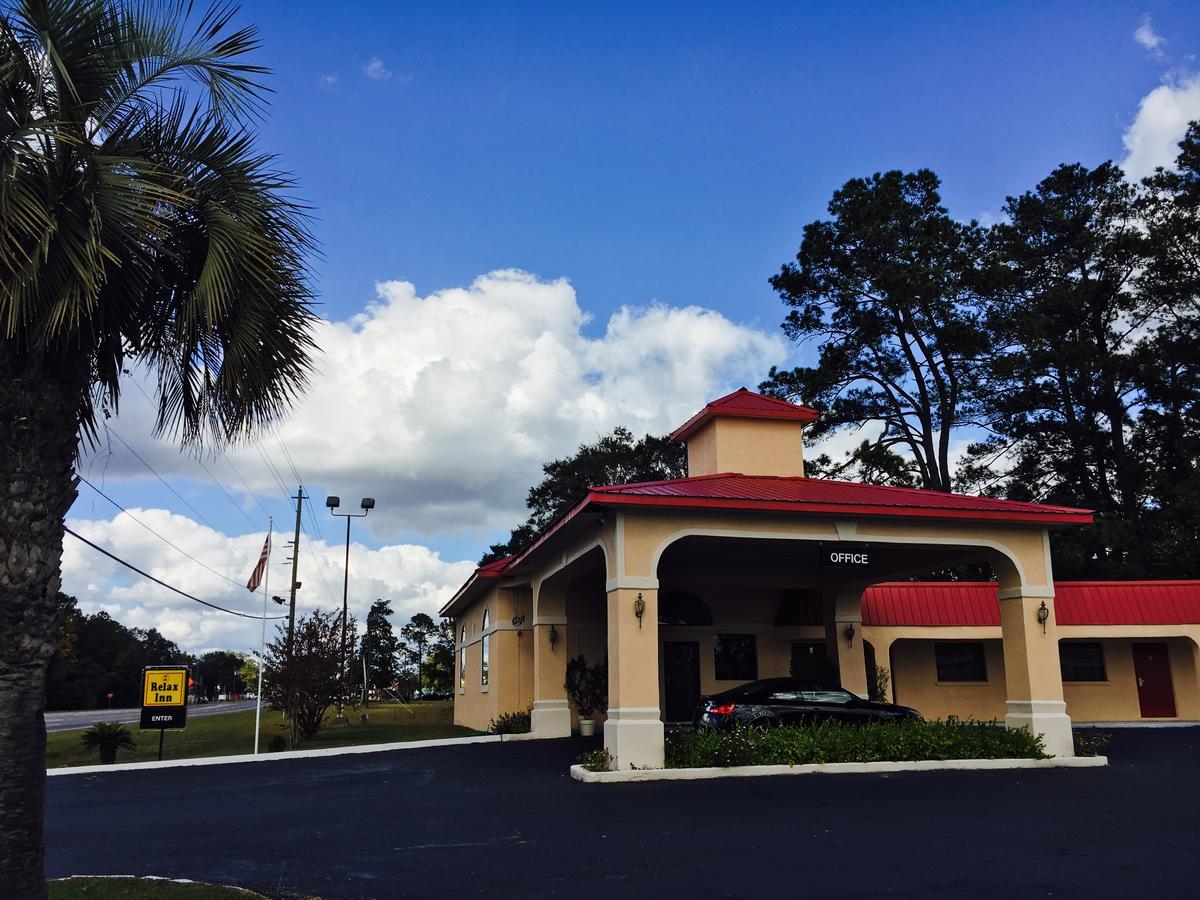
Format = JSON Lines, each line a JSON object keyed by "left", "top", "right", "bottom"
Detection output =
{"left": 142, "top": 668, "right": 187, "bottom": 707}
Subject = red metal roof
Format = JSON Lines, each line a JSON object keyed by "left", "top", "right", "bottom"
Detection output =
{"left": 862, "top": 581, "right": 1200, "bottom": 627}
{"left": 475, "top": 556, "right": 513, "bottom": 577}
{"left": 670, "top": 388, "right": 819, "bottom": 441}
{"left": 591, "top": 473, "right": 1093, "bottom": 525}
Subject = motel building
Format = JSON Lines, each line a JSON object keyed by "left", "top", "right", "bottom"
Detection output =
{"left": 440, "top": 389, "right": 1200, "bottom": 769}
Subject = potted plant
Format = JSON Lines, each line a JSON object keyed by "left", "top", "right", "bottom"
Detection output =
{"left": 564, "top": 655, "right": 607, "bottom": 736}
{"left": 81, "top": 722, "right": 136, "bottom": 764}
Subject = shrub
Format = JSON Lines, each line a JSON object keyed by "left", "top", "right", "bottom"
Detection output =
{"left": 80, "top": 722, "right": 135, "bottom": 764}
{"left": 1073, "top": 728, "right": 1111, "bottom": 758}
{"left": 267, "top": 734, "right": 288, "bottom": 752}
{"left": 665, "top": 718, "right": 1048, "bottom": 769}
{"left": 488, "top": 710, "right": 532, "bottom": 735}
{"left": 564, "top": 655, "right": 607, "bottom": 719}
{"left": 579, "top": 747, "right": 614, "bottom": 772}
{"left": 867, "top": 665, "right": 891, "bottom": 703}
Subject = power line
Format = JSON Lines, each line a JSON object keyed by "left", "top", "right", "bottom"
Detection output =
{"left": 196, "top": 456, "right": 260, "bottom": 531}
{"left": 106, "top": 426, "right": 221, "bottom": 533}
{"left": 65, "top": 527, "right": 285, "bottom": 621}
{"left": 106, "top": 425, "right": 255, "bottom": 565}
{"left": 77, "top": 475, "right": 247, "bottom": 589}
{"left": 125, "top": 375, "right": 270, "bottom": 532}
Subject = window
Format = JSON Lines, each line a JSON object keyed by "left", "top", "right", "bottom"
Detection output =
{"left": 1060, "top": 642, "right": 1107, "bottom": 682}
{"left": 480, "top": 610, "right": 490, "bottom": 688}
{"left": 800, "top": 688, "right": 854, "bottom": 704}
{"left": 458, "top": 627, "right": 466, "bottom": 690}
{"left": 934, "top": 642, "right": 987, "bottom": 682}
{"left": 713, "top": 633, "right": 758, "bottom": 681}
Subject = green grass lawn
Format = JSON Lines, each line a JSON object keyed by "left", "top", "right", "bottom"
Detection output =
{"left": 47, "top": 700, "right": 480, "bottom": 768}
{"left": 49, "top": 877, "right": 265, "bottom": 898}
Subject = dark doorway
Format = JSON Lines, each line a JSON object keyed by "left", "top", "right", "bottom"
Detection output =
{"left": 1132, "top": 642, "right": 1177, "bottom": 718}
{"left": 791, "top": 641, "right": 834, "bottom": 682}
{"left": 663, "top": 641, "right": 701, "bottom": 722}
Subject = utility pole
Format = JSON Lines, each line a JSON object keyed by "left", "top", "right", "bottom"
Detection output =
{"left": 287, "top": 485, "right": 305, "bottom": 748}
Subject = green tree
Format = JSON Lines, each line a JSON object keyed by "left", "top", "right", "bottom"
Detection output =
{"left": 194, "top": 650, "right": 248, "bottom": 700}
{"left": 482, "top": 426, "right": 686, "bottom": 562}
{"left": 400, "top": 612, "right": 436, "bottom": 692}
{"left": 761, "top": 170, "right": 990, "bottom": 492}
{"left": 262, "top": 609, "right": 354, "bottom": 742}
{"left": 1136, "top": 123, "right": 1200, "bottom": 576}
{"left": 360, "top": 598, "right": 401, "bottom": 694}
{"left": 425, "top": 618, "right": 456, "bottom": 692}
{"left": 963, "top": 162, "right": 1155, "bottom": 577}
{"left": 236, "top": 655, "right": 259, "bottom": 696}
{"left": 0, "top": 3, "right": 316, "bottom": 892}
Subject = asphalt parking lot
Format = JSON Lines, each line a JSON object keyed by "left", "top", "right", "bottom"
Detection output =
{"left": 46, "top": 727, "right": 1200, "bottom": 899}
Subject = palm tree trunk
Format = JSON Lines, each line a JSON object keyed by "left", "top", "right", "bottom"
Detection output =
{"left": 0, "top": 362, "right": 85, "bottom": 900}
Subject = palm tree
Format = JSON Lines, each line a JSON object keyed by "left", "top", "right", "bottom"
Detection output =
{"left": 0, "top": 2, "right": 318, "bottom": 894}
{"left": 80, "top": 721, "right": 135, "bottom": 764}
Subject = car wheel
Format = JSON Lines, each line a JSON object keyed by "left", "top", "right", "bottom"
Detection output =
{"left": 747, "top": 717, "right": 773, "bottom": 731}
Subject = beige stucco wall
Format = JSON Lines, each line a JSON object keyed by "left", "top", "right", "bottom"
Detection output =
{"left": 879, "top": 631, "right": 1200, "bottom": 723}
{"left": 685, "top": 417, "right": 807, "bottom": 478}
{"left": 452, "top": 584, "right": 535, "bottom": 732}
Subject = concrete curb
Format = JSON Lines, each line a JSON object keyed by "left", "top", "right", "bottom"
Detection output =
{"left": 53, "top": 875, "right": 265, "bottom": 897}
{"left": 570, "top": 755, "right": 1109, "bottom": 783}
{"left": 48, "top": 734, "right": 502, "bottom": 776}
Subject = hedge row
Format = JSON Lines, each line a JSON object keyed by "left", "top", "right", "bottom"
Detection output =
{"left": 665, "top": 718, "right": 1049, "bottom": 768}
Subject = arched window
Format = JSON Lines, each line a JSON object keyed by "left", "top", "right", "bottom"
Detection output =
{"left": 480, "top": 610, "right": 490, "bottom": 687}
{"left": 658, "top": 591, "right": 713, "bottom": 626}
{"left": 459, "top": 626, "right": 466, "bottom": 690}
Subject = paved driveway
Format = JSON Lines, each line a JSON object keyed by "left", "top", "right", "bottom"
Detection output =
{"left": 46, "top": 728, "right": 1200, "bottom": 898}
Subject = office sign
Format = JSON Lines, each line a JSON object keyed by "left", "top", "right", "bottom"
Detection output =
{"left": 140, "top": 666, "right": 189, "bottom": 730}
{"left": 820, "top": 543, "right": 872, "bottom": 569}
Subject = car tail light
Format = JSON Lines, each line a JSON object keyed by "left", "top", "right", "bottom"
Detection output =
{"left": 709, "top": 703, "right": 735, "bottom": 716}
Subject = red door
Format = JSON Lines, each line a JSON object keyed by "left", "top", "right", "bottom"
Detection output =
{"left": 1131, "top": 643, "right": 1176, "bottom": 718}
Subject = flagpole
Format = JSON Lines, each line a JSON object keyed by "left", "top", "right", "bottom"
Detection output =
{"left": 254, "top": 518, "right": 272, "bottom": 755}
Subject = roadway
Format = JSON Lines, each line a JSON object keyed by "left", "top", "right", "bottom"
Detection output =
{"left": 44, "top": 727, "right": 1200, "bottom": 898}
{"left": 44, "top": 699, "right": 258, "bottom": 733}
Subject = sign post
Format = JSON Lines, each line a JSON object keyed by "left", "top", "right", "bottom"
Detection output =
{"left": 141, "top": 666, "right": 189, "bottom": 760}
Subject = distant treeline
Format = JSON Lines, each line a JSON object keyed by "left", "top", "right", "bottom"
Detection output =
{"left": 46, "top": 594, "right": 250, "bottom": 710}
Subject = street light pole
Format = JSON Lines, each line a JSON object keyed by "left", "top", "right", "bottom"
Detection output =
{"left": 327, "top": 495, "right": 374, "bottom": 721}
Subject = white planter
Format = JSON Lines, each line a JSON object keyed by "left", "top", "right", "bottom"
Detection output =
{"left": 578, "top": 718, "right": 596, "bottom": 737}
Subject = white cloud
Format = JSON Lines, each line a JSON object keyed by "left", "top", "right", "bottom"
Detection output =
{"left": 63, "top": 508, "right": 475, "bottom": 653}
{"left": 78, "top": 270, "right": 787, "bottom": 542}
{"left": 1121, "top": 71, "right": 1200, "bottom": 180}
{"left": 1134, "top": 15, "right": 1166, "bottom": 56}
{"left": 363, "top": 57, "right": 391, "bottom": 81}
{"left": 318, "top": 74, "right": 338, "bottom": 88}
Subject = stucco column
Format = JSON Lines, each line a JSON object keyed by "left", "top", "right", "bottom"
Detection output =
{"left": 999, "top": 590, "right": 1073, "bottom": 757}
{"left": 828, "top": 586, "right": 869, "bottom": 697}
{"left": 604, "top": 586, "right": 664, "bottom": 770}
{"left": 531, "top": 579, "right": 570, "bottom": 738}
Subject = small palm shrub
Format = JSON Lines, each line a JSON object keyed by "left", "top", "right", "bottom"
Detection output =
{"left": 81, "top": 722, "right": 136, "bottom": 765}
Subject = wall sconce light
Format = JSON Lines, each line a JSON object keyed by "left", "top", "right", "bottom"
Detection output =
{"left": 548, "top": 624, "right": 559, "bottom": 649}
{"left": 1037, "top": 601, "right": 1049, "bottom": 634}
{"left": 844, "top": 622, "right": 856, "bottom": 648}
{"left": 634, "top": 592, "right": 646, "bottom": 628}
{"left": 511, "top": 614, "right": 525, "bottom": 627}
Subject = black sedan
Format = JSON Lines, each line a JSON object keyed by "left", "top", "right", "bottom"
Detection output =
{"left": 693, "top": 677, "right": 921, "bottom": 729}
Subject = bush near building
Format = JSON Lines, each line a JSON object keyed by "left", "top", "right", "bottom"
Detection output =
{"left": 665, "top": 719, "right": 1049, "bottom": 769}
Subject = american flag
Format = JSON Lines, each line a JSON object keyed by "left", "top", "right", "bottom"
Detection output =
{"left": 247, "top": 534, "right": 270, "bottom": 592}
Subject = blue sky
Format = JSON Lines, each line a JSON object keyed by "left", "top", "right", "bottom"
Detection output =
{"left": 64, "top": 2, "right": 1200, "bottom": 649}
